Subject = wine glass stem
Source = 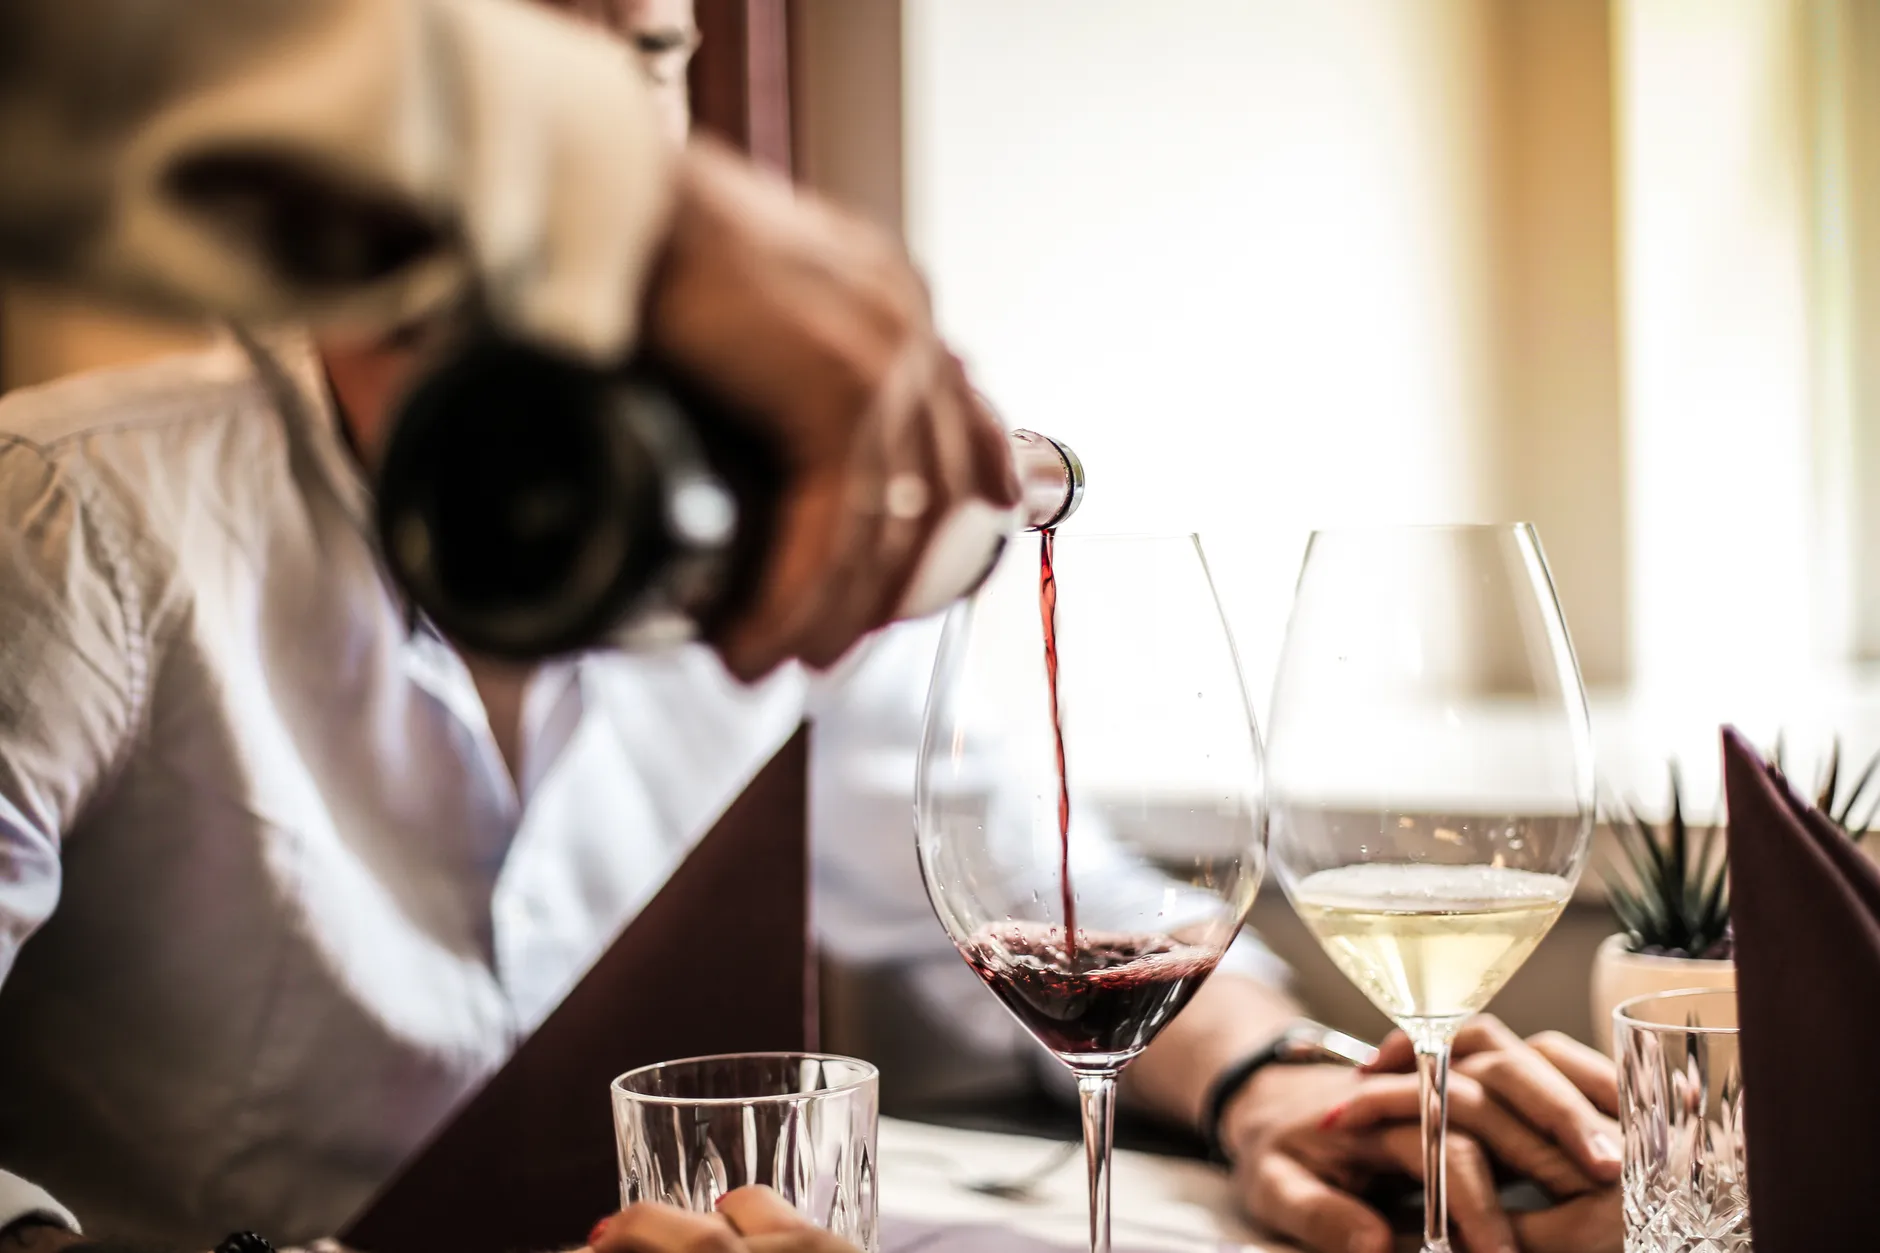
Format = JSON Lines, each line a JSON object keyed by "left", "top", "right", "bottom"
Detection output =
{"left": 1415, "top": 1036, "right": 1454, "bottom": 1253}
{"left": 1075, "top": 1069, "right": 1119, "bottom": 1253}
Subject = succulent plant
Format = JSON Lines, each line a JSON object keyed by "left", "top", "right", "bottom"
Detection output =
{"left": 1770, "top": 736, "right": 1880, "bottom": 843}
{"left": 1604, "top": 764, "right": 1732, "bottom": 960}
{"left": 1606, "top": 738, "right": 1880, "bottom": 960}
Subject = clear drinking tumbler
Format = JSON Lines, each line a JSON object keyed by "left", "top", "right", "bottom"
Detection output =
{"left": 611, "top": 1053, "right": 879, "bottom": 1251}
{"left": 1615, "top": 989, "right": 1751, "bottom": 1252}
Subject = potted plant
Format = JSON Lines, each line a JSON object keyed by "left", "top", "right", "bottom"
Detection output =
{"left": 1587, "top": 765, "right": 1734, "bottom": 1054}
{"left": 1588, "top": 741, "right": 1880, "bottom": 1053}
{"left": 1771, "top": 736, "right": 1880, "bottom": 841}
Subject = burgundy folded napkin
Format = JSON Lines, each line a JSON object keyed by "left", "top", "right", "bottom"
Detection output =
{"left": 1722, "top": 726, "right": 1880, "bottom": 1251}
{"left": 881, "top": 1217, "right": 1238, "bottom": 1253}
{"left": 342, "top": 729, "right": 814, "bottom": 1253}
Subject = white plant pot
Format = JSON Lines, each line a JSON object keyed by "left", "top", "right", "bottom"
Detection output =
{"left": 1588, "top": 933, "right": 1736, "bottom": 1056}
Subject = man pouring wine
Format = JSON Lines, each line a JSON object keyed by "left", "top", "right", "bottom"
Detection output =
{"left": 0, "top": 4, "right": 1622, "bottom": 1253}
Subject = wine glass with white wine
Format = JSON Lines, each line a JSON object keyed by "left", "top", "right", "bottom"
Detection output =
{"left": 1265, "top": 524, "right": 1594, "bottom": 1253}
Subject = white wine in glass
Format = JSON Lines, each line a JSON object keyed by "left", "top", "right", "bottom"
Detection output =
{"left": 1290, "top": 863, "right": 1572, "bottom": 1025}
{"left": 1266, "top": 525, "right": 1594, "bottom": 1253}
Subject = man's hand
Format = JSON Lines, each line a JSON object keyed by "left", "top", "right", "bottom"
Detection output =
{"left": 1220, "top": 1016, "right": 1622, "bottom": 1253}
{"left": 589, "top": 1187, "right": 853, "bottom": 1252}
{"left": 644, "top": 139, "right": 1021, "bottom": 680}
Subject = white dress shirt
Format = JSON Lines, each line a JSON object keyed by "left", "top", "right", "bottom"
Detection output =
{"left": 0, "top": 333, "right": 1279, "bottom": 1248}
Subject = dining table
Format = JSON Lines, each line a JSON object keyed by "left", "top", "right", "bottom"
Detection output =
{"left": 876, "top": 1116, "right": 1295, "bottom": 1253}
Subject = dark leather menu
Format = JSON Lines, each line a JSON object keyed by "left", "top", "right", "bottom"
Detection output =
{"left": 343, "top": 728, "right": 813, "bottom": 1253}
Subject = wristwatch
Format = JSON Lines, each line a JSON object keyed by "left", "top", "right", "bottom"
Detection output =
{"left": 214, "top": 1234, "right": 273, "bottom": 1253}
{"left": 1201, "top": 1020, "right": 1379, "bottom": 1163}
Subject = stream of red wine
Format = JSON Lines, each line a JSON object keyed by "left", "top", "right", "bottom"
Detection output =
{"left": 1038, "top": 528, "right": 1077, "bottom": 965}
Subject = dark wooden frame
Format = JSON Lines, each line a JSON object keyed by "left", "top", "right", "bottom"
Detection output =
{"left": 689, "top": 0, "right": 794, "bottom": 174}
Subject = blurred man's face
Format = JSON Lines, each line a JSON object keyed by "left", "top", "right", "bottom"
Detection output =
{"left": 562, "top": 0, "right": 698, "bottom": 147}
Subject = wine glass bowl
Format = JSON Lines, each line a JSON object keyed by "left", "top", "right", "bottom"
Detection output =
{"left": 1265, "top": 524, "right": 1594, "bottom": 1253}
{"left": 915, "top": 532, "right": 1265, "bottom": 1252}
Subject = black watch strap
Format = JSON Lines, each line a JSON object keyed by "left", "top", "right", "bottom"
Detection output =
{"left": 215, "top": 1234, "right": 273, "bottom": 1253}
{"left": 1201, "top": 1020, "right": 1379, "bottom": 1164}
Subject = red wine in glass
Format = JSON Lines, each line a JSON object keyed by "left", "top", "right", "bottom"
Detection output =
{"left": 961, "top": 922, "right": 1221, "bottom": 1057}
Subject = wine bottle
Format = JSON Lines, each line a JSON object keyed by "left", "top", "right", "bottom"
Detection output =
{"left": 374, "top": 334, "right": 1084, "bottom": 660}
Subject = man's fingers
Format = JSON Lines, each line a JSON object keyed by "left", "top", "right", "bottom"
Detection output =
{"left": 713, "top": 474, "right": 848, "bottom": 679}
{"left": 590, "top": 1196, "right": 857, "bottom": 1253}
{"left": 716, "top": 1187, "right": 812, "bottom": 1236}
{"left": 1511, "top": 1188, "right": 1624, "bottom": 1253}
{"left": 1368, "top": 1126, "right": 1517, "bottom": 1253}
{"left": 1332, "top": 1072, "right": 1596, "bottom": 1197}
{"left": 956, "top": 371, "right": 1022, "bottom": 511}
{"left": 1527, "top": 1030, "right": 1620, "bottom": 1117}
{"left": 1244, "top": 1151, "right": 1393, "bottom": 1253}
{"left": 745, "top": 1236, "right": 856, "bottom": 1253}
{"left": 596, "top": 1204, "right": 741, "bottom": 1253}
{"left": 826, "top": 350, "right": 947, "bottom": 658}
{"left": 1457, "top": 1042, "right": 1622, "bottom": 1184}
{"left": 795, "top": 415, "right": 899, "bottom": 671}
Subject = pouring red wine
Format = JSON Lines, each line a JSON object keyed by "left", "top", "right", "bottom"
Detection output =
{"left": 1038, "top": 528, "right": 1078, "bottom": 960}
{"left": 917, "top": 529, "right": 1265, "bottom": 1253}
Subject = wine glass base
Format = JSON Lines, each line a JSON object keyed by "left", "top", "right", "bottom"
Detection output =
{"left": 1420, "top": 1242, "right": 1453, "bottom": 1253}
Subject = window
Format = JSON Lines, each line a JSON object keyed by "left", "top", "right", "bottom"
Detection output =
{"left": 795, "top": 0, "right": 1880, "bottom": 813}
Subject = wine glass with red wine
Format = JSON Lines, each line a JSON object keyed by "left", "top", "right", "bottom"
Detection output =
{"left": 915, "top": 532, "right": 1265, "bottom": 1253}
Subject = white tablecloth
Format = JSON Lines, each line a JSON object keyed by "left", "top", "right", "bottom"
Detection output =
{"left": 876, "top": 1118, "right": 1290, "bottom": 1253}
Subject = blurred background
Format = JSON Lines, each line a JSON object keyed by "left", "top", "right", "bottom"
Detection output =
{"left": 6, "top": 0, "right": 1877, "bottom": 1047}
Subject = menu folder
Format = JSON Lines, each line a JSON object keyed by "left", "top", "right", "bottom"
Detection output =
{"left": 1723, "top": 726, "right": 1880, "bottom": 1251}
{"left": 342, "top": 728, "right": 814, "bottom": 1253}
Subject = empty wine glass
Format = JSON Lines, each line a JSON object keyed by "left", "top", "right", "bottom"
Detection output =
{"left": 915, "top": 532, "right": 1265, "bottom": 1253}
{"left": 1265, "top": 524, "right": 1594, "bottom": 1253}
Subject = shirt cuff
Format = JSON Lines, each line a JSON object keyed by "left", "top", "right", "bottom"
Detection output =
{"left": 0, "top": 1171, "right": 79, "bottom": 1238}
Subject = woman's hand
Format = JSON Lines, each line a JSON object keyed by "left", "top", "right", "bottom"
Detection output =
{"left": 1365, "top": 1019, "right": 1623, "bottom": 1253}
{"left": 588, "top": 1187, "right": 855, "bottom": 1253}
{"left": 1219, "top": 1016, "right": 1623, "bottom": 1253}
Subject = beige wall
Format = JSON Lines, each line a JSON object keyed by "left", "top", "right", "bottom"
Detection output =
{"left": 1487, "top": 1, "right": 1627, "bottom": 687}
{"left": 1847, "top": 0, "right": 1880, "bottom": 657}
{"left": 791, "top": 0, "right": 904, "bottom": 236}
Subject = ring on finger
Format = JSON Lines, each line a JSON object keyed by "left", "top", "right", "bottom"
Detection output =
{"left": 883, "top": 472, "right": 930, "bottom": 519}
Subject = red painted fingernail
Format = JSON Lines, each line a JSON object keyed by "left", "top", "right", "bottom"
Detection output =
{"left": 1318, "top": 1102, "right": 1349, "bottom": 1132}
{"left": 587, "top": 1218, "right": 610, "bottom": 1247}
